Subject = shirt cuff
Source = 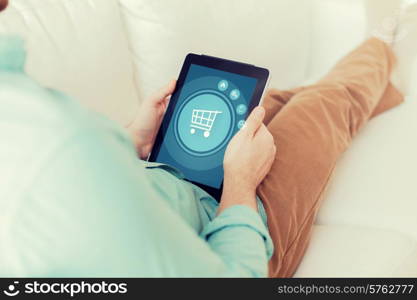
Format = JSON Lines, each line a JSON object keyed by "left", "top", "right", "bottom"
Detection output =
{"left": 200, "top": 205, "right": 274, "bottom": 259}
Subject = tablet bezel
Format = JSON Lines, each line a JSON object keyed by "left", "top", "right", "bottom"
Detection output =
{"left": 149, "top": 53, "right": 269, "bottom": 201}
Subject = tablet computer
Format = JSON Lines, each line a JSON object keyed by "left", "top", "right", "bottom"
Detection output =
{"left": 149, "top": 54, "right": 269, "bottom": 200}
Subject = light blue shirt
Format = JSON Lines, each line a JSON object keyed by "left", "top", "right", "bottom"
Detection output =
{"left": 0, "top": 36, "right": 273, "bottom": 277}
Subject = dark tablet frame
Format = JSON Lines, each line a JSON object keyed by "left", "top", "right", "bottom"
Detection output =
{"left": 149, "top": 53, "right": 269, "bottom": 201}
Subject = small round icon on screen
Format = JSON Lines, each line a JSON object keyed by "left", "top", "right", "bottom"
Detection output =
{"left": 236, "top": 104, "right": 247, "bottom": 115}
{"left": 229, "top": 89, "right": 240, "bottom": 100}
{"left": 218, "top": 80, "right": 228, "bottom": 91}
{"left": 237, "top": 120, "right": 246, "bottom": 129}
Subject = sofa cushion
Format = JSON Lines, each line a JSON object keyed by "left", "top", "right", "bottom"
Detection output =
{"left": 306, "top": 0, "right": 366, "bottom": 81}
{"left": 296, "top": 225, "right": 417, "bottom": 277}
{"left": 0, "top": 0, "right": 139, "bottom": 125}
{"left": 317, "top": 96, "right": 417, "bottom": 242}
{"left": 119, "top": 0, "right": 312, "bottom": 101}
{"left": 306, "top": 0, "right": 417, "bottom": 251}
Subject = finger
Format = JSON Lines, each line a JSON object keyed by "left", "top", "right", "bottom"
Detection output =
{"left": 162, "top": 95, "right": 171, "bottom": 110}
{"left": 258, "top": 149, "right": 276, "bottom": 184}
{"left": 253, "top": 124, "right": 272, "bottom": 143}
{"left": 255, "top": 126, "right": 276, "bottom": 157}
{"left": 270, "top": 145, "right": 277, "bottom": 161}
{"left": 264, "top": 145, "right": 276, "bottom": 171}
{"left": 139, "top": 145, "right": 151, "bottom": 160}
{"left": 152, "top": 79, "right": 177, "bottom": 102}
{"left": 242, "top": 106, "right": 265, "bottom": 136}
{"left": 265, "top": 140, "right": 276, "bottom": 159}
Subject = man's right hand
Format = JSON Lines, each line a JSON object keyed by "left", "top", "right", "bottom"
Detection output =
{"left": 219, "top": 106, "right": 276, "bottom": 213}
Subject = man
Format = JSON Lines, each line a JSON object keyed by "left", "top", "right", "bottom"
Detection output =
{"left": 0, "top": 0, "right": 412, "bottom": 277}
{"left": 0, "top": 0, "right": 275, "bottom": 277}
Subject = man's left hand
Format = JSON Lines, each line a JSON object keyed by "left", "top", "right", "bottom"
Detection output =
{"left": 127, "top": 80, "right": 176, "bottom": 159}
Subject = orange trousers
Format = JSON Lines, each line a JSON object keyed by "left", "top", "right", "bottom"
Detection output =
{"left": 258, "top": 38, "right": 404, "bottom": 277}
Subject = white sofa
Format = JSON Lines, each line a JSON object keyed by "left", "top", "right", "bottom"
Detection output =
{"left": 0, "top": 0, "right": 416, "bottom": 277}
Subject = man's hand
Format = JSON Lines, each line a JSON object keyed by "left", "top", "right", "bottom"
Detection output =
{"left": 219, "top": 106, "right": 276, "bottom": 213}
{"left": 127, "top": 80, "right": 176, "bottom": 159}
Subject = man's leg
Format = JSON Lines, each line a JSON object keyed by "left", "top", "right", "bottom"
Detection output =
{"left": 258, "top": 38, "right": 403, "bottom": 277}
{"left": 262, "top": 87, "right": 304, "bottom": 125}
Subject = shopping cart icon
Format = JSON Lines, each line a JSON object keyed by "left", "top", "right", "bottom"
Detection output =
{"left": 190, "top": 109, "right": 222, "bottom": 138}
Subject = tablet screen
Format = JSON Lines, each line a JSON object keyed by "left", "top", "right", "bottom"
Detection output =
{"left": 154, "top": 64, "right": 258, "bottom": 189}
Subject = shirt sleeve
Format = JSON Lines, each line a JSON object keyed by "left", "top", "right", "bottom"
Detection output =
{"left": 201, "top": 205, "right": 274, "bottom": 277}
{"left": 21, "top": 126, "right": 272, "bottom": 277}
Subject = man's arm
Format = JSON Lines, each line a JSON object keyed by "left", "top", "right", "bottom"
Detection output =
{"left": 17, "top": 124, "right": 271, "bottom": 277}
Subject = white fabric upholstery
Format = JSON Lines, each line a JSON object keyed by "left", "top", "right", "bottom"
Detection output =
{"left": 306, "top": 0, "right": 417, "bottom": 276}
{"left": 0, "top": 0, "right": 139, "bottom": 124}
{"left": 307, "top": 0, "right": 367, "bottom": 81}
{"left": 119, "top": 0, "right": 312, "bottom": 101}
{"left": 317, "top": 96, "right": 417, "bottom": 241}
{"left": 0, "top": 0, "right": 416, "bottom": 277}
{"left": 295, "top": 225, "right": 417, "bottom": 277}
{"left": 307, "top": 0, "right": 417, "bottom": 247}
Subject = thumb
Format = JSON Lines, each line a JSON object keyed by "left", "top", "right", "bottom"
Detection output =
{"left": 152, "top": 79, "right": 176, "bottom": 102}
{"left": 242, "top": 106, "right": 265, "bottom": 136}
